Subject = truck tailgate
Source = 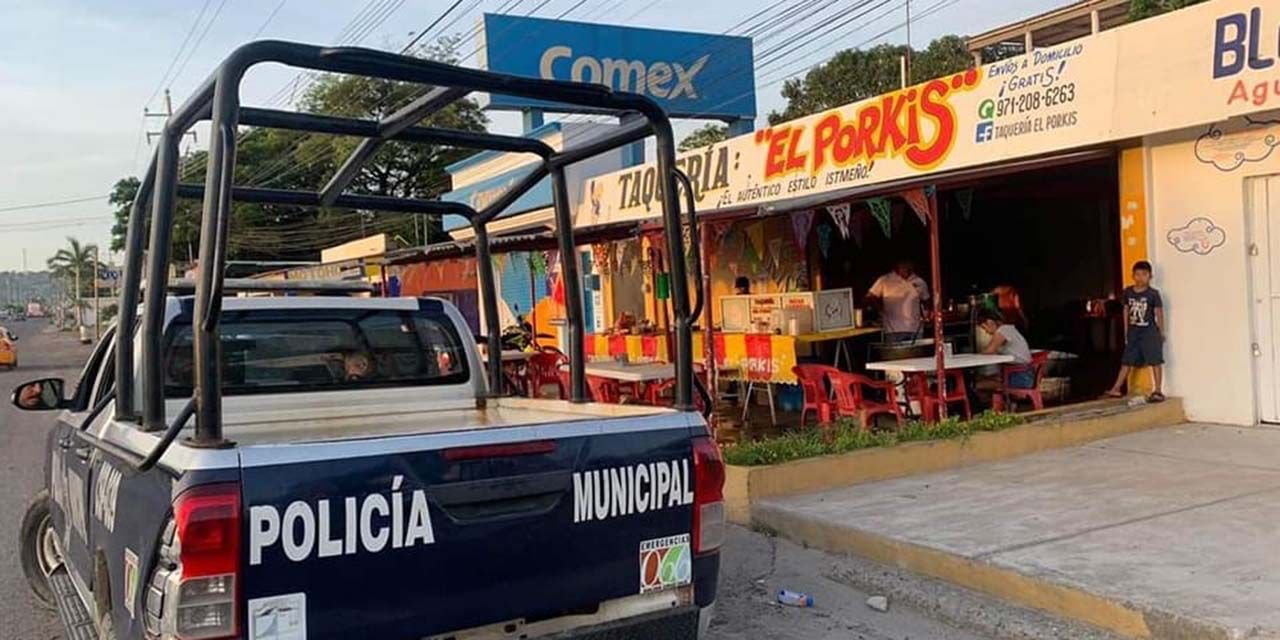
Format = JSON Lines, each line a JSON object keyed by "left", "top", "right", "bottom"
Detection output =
{"left": 238, "top": 413, "right": 704, "bottom": 639}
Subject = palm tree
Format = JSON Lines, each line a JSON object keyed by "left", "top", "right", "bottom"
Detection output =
{"left": 47, "top": 237, "right": 97, "bottom": 329}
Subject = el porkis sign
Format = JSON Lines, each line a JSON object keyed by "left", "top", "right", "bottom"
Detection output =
{"left": 577, "top": 0, "right": 1280, "bottom": 227}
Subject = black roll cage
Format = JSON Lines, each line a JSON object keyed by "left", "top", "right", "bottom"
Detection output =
{"left": 113, "top": 40, "right": 698, "bottom": 448}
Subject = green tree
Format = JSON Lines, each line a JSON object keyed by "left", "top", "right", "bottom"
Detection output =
{"left": 678, "top": 123, "right": 728, "bottom": 152}
{"left": 46, "top": 237, "right": 97, "bottom": 326}
{"left": 111, "top": 36, "right": 487, "bottom": 264}
{"left": 1129, "top": 0, "right": 1208, "bottom": 20}
{"left": 769, "top": 35, "right": 973, "bottom": 124}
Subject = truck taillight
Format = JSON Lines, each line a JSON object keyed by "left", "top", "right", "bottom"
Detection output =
{"left": 691, "top": 436, "right": 725, "bottom": 554}
{"left": 173, "top": 483, "right": 240, "bottom": 639}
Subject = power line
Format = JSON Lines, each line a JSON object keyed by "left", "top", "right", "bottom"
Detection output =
{"left": 682, "top": 0, "right": 964, "bottom": 123}
{"left": 251, "top": 0, "right": 290, "bottom": 39}
{"left": 0, "top": 215, "right": 108, "bottom": 229}
{"left": 242, "top": 0, "right": 549, "bottom": 189}
{"left": 143, "top": 0, "right": 215, "bottom": 109}
{"left": 0, "top": 195, "right": 108, "bottom": 214}
{"left": 550, "top": 0, "right": 826, "bottom": 128}
{"left": 169, "top": 0, "right": 230, "bottom": 87}
{"left": 400, "top": 0, "right": 467, "bottom": 53}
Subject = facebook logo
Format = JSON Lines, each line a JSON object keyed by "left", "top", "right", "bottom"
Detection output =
{"left": 975, "top": 121, "right": 994, "bottom": 143}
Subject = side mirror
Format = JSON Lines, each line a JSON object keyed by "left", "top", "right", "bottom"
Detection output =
{"left": 11, "top": 378, "right": 67, "bottom": 411}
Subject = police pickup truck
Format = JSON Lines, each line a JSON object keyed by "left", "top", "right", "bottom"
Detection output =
{"left": 12, "top": 37, "right": 718, "bottom": 640}
{"left": 15, "top": 293, "right": 722, "bottom": 639}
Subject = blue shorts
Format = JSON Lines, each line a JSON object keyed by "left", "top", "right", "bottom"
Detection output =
{"left": 1122, "top": 331, "right": 1164, "bottom": 366}
{"left": 1007, "top": 370, "right": 1035, "bottom": 389}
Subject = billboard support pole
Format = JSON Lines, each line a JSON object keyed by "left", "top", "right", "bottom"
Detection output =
{"left": 522, "top": 108, "right": 544, "bottom": 133}
{"left": 727, "top": 117, "right": 754, "bottom": 136}
{"left": 621, "top": 113, "right": 645, "bottom": 167}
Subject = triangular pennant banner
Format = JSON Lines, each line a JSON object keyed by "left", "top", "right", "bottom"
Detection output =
{"left": 768, "top": 238, "right": 784, "bottom": 270}
{"left": 826, "top": 203, "right": 852, "bottom": 239}
{"left": 849, "top": 212, "right": 864, "bottom": 248}
{"left": 745, "top": 221, "right": 767, "bottom": 258}
{"left": 901, "top": 188, "right": 930, "bottom": 227}
{"left": 790, "top": 209, "right": 815, "bottom": 251}
{"left": 867, "top": 198, "right": 892, "bottom": 238}
{"left": 816, "top": 223, "right": 834, "bottom": 258}
{"left": 712, "top": 221, "right": 732, "bottom": 245}
{"left": 956, "top": 189, "right": 974, "bottom": 221}
{"left": 528, "top": 250, "right": 548, "bottom": 277}
{"left": 741, "top": 234, "right": 758, "bottom": 267}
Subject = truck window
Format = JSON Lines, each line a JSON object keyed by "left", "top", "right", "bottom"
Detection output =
{"left": 91, "top": 328, "right": 118, "bottom": 409}
{"left": 69, "top": 331, "right": 114, "bottom": 411}
{"left": 163, "top": 307, "right": 469, "bottom": 397}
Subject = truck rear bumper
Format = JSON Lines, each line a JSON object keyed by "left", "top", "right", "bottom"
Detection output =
{"left": 540, "top": 605, "right": 703, "bottom": 640}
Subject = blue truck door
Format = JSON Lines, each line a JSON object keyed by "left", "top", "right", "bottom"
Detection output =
{"left": 52, "top": 409, "right": 96, "bottom": 594}
{"left": 50, "top": 334, "right": 113, "bottom": 598}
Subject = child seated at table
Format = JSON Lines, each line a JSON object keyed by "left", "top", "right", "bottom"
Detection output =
{"left": 976, "top": 309, "right": 1034, "bottom": 388}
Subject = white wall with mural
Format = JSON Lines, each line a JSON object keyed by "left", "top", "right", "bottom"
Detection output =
{"left": 1146, "top": 112, "right": 1280, "bottom": 425}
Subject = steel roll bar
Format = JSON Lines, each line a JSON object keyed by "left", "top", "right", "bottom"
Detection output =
{"left": 114, "top": 40, "right": 697, "bottom": 443}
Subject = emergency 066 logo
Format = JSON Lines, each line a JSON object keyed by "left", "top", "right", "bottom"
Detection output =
{"left": 639, "top": 534, "right": 692, "bottom": 594}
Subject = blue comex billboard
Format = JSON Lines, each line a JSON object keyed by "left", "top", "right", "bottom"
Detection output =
{"left": 480, "top": 14, "right": 756, "bottom": 120}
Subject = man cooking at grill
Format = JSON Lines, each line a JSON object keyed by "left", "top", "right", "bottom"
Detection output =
{"left": 866, "top": 260, "right": 930, "bottom": 343}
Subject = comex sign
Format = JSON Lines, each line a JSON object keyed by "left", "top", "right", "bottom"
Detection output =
{"left": 538, "top": 47, "right": 708, "bottom": 100}
{"left": 480, "top": 14, "right": 756, "bottom": 119}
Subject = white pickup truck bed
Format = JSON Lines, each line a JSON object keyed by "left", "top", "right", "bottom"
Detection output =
{"left": 219, "top": 396, "right": 685, "bottom": 445}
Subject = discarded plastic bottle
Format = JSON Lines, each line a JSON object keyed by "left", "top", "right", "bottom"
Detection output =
{"left": 777, "top": 589, "right": 814, "bottom": 607}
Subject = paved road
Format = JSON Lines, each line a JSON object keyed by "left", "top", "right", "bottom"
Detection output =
{"left": 1, "top": 320, "right": 92, "bottom": 640}
{"left": 0, "top": 323, "right": 984, "bottom": 640}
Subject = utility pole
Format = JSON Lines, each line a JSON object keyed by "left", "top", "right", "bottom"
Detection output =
{"left": 76, "top": 255, "right": 87, "bottom": 343}
{"left": 902, "top": 0, "right": 913, "bottom": 88}
{"left": 146, "top": 89, "right": 198, "bottom": 168}
{"left": 93, "top": 246, "right": 101, "bottom": 342}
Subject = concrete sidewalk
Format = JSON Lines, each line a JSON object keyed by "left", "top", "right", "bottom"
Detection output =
{"left": 753, "top": 423, "right": 1280, "bottom": 639}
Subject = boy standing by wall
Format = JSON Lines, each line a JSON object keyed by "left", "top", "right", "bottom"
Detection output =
{"left": 1106, "top": 261, "right": 1165, "bottom": 401}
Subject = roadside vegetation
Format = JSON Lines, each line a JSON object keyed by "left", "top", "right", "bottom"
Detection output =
{"left": 722, "top": 412, "right": 1024, "bottom": 466}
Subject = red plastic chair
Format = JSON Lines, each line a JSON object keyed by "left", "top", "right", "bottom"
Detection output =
{"left": 829, "top": 371, "right": 904, "bottom": 430}
{"left": 586, "top": 375, "right": 623, "bottom": 404}
{"left": 910, "top": 370, "right": 972, "bottom": 422}
{"left": 994, "top": 351, "right": 1050, "bottom": 412}
{"left": 558, "top": 369, "right": 573, "bottom": 399}
{"left": 526, "top": 351, "right": 569, "bottom": 399}
{"left": 792, "top": 364, "right": 840, "bottom": 427}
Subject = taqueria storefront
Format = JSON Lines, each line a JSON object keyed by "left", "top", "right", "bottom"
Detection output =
{"left": 568, "top": 0, "right": 1280, "bottom": 426}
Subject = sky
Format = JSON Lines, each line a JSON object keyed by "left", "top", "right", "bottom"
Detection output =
{"left": 0, "top": 0, "right": 1068, "bottom": 271}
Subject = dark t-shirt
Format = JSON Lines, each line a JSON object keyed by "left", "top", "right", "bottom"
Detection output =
{"left": 1124, "top": 286, "right": 1162, "bottom": 335}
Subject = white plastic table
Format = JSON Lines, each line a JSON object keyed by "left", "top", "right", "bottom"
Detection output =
{"left": 865, "top": 353, "right": 1014, "bottom": 373}
{"left": 478, "top": 347, "right": 534, "bottom": 363}
{"left": 564, "top": 361, "right": 676, "bottom": 383}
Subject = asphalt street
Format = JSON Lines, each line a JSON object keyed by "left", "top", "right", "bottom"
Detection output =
{"left": 1, "top": 320, "right": 92, "bottom": 640}
{"left": 0, "top": 321, "right": 991, "bottom": 640}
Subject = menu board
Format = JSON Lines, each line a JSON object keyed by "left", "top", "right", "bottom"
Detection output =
{"left": 721, "top": 290, "right": 854, "bottom": 334}
{"left": 720, "top": 296, "right": 751, "bottom": 332}
{"left": 815, "top": 288, "right": 854, "bottom": 332}
{"left": 749, "top": 295, "right": 780, "bottom": 330}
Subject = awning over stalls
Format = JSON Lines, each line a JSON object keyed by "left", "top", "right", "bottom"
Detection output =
{"left": 753, "top": 148, "right": 1116, "bottom": 215}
